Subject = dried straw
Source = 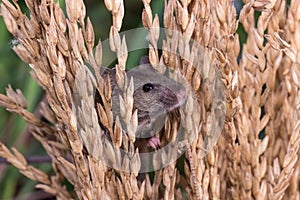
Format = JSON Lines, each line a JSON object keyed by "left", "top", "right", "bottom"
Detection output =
{"left": 0, "top": 0, "right": 299, "bottom": 199}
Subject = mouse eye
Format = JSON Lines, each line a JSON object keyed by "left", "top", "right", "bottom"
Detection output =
{"left": 143, "top": 83, "right": 154, "bottom": 92}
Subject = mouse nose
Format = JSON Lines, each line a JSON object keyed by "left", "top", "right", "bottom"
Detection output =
{"left": 177, "top": 89, "right": 186, "bottom": 105}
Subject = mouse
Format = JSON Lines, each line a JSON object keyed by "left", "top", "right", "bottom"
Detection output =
{"left": 96, "top": 56, "right": 186, "bottom": 149}
{"left": 95, "top": 56, "right": 186, "bottom": 180}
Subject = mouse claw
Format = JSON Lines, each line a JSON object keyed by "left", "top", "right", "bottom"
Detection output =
{"left": 147, "top": 136, "right": 161, "bottom": 149}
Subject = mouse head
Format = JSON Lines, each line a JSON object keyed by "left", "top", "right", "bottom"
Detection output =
{"left": 98, "top": 56, "right": 186, "bottom": 127}
{"left": 132, "top": 78, "right": 185, "bottom": 111}
{"left": 127, "top": 60, "right": 186, "bottom": 120}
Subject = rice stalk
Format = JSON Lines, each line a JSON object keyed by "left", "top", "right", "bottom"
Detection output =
{"left": 0, "top": 0, "right": 299, "bottom": 199}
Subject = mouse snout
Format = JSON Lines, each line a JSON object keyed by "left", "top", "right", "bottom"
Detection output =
{"left": 176, "top": 89, "right": 186, "bottom": 105}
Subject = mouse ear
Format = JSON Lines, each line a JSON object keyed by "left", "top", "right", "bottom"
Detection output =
{"left": 100, "top": 67, "right": 117, "bottom": 90}
{"left": 140, "top": 55, "right": 150, "bottom": 65}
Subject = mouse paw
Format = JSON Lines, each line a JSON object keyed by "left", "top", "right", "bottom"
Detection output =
{"left": 147, "top": 136, "right": 160, "bottom": 150}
